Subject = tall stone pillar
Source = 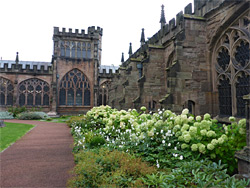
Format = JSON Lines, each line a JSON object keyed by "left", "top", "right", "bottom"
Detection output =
{"left": 47, "top": 59, "right": 58, "bottom": 117}
{"left": 235, "top": 93, "right": 250, "bottom": 180}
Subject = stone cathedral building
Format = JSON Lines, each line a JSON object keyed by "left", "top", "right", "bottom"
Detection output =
{"left": 0, "top": 26, "right": 118, "bottom": 114}
{"left": 0, "top": 0, "right": 250, "bottom": 120}
{"left": 108, "top": 0, "right": 250, "bottom": 122}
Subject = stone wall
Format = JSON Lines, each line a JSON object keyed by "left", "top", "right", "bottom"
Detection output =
{"left": 52, "top": 26, "right": 103, "bottom": 114}
{"left": 0, "top": 68, "right": 52, "bottom": 112}
{"left": 54, "top": 58, "right": 95, "bottom": 114}
{"left": 108, "top": 0, "right": 249, "bottom": 118}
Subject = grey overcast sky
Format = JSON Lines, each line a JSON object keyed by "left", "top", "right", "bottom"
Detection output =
{"left": 0, "top": 0, "right": 193, "bottom": 66}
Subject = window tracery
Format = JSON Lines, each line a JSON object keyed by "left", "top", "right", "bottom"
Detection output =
{"left": 0, "top": 77, "right": 14, "bottom": 106}
{"left": 59, "top": 69, "right": 91, "bottom": 106}
{"left": 18, "top": 78, "right": 50, "bottom": 106}
{"left": 66, "top": 41, "right": 70, "bottom": 57}
{"left": 60, "top": 41, "right": 65, "bottom": 57}
{"left": 98, "top": 81, "right": 110, "bottom": 106}
{"left": 77, "top": 42, "right": 81, "bottom": 58}
{"left": 59, "top": 41, "right": 92, "bottom": 59}
{"left": 213, "top": 13, "right": 250, "bottom": 117}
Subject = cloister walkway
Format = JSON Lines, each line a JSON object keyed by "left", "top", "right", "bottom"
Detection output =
{"left": 0, "top": 120, "right": 75, "bottom": 188}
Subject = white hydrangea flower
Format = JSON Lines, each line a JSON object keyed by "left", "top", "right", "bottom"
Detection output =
{"left": 207, "top": 143, "right": 215, "bottom": 150}
{"left": 182, "top": 108, "right": 189, "bottom": 115}
{"left": 196, "top": 116, "right": 202, "bottom": 121}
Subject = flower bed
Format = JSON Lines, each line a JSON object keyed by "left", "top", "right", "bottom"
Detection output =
{"left": 17, "top": 111, "right": 49, "bottom": 120}
{"left": 69, "top": 106, "right": 249, "bottom": 187}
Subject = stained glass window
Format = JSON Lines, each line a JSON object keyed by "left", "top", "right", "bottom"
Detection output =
{"left": 76, "top": 89, "right": 82, "bottom": 106}
{"left": 19, "top": 94, "right": 25, "bottom": 106}
{"left": 35, "top": 94, "right": 41, "bottom": 105}
{"left": 18, "top": 78, "right": 50, "bottom": 106}
{"left": 0, "top": 77, "right": 14, "bottom": 106}
{"left": 59, "top": 69, "right": 91, "bottom": 106}
{"left": 218, "top": 78, "right": 232, "bottom": 116}
{"left": 0, "top": 93, "right": 4, "bottom": 105}
{"left": 236, "top": 73, "right": 250, "bottom": 117}
{"left": 99, "top": 82, "right": 110, "bottom": 106}
{"left": 215, "top": 24, "right": 250, "bottom": 118}
{"left": 235, "top": 41, "right": 249, "bottom": 67}
{"left": 84, "top": 89, "right": 90, "bottom": 106}
{"left": 217, "top": 48, "right": 230, "bottom": 71}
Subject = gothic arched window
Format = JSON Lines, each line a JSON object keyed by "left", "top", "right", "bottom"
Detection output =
{"left": 213, "top": 15, "right": 250, "bottom": 117}
{"left": 98, "top": 81, "right": 110, "bottom": 106}
{"left": 0, "top": 77, "right": 14, "bottom": 106}
{"left": 18, "top": 78, "right": 50, "bottom": 106}
{"left": 59, "top": 69, "right": 91, "bottom": 106}
{"left": 148, "top": 100, "right": 156, "bottom": 112}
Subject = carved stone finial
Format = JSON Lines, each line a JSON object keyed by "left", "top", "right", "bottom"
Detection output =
{"left": 121, "top": 52, "right": 124, "bottom": 63}
{"left": 160, "top": 4, "right": 166, "bottom": 29}
{"left": 128, "top": 43, "right": 132, "bottom": 57}
{"left": 140, "top": 28, "right": 145, "bottom": 46}
{"left": 15, "top": 52, "right": 19, "bottom": 65}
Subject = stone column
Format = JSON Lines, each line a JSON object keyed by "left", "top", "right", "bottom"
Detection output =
{"left": 235, "top": 93, "right": 250, "bottom": 180}
{"left": 47, "top": 59, "right": 58, "bottom": 117}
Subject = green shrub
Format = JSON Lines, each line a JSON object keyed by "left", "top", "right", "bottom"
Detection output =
{"left": 142, "top": 159, "right": 250, "bottom": 187}
{"left": 69, "top": 106, "right": 248, "bottom": 187}
{"left": 8, "top": 106, "right": 27, "bottom": 117}
{"left": 71, "top": 106, "right": 247, "bottom": 174}
{"left": 67, "top": 149, "right": 157, "bottom": 188}
{"left": 0, "top": 111, "right": 14, "bottom": 119}
{"left": 17, "top": 112, "right": 49, "bottom": 120}
{"left": 89, "top": 135, "right": 106, "bottom": 148}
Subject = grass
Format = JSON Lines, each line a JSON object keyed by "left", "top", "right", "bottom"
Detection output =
{"left": 39, "top": 115, "right": 72, "bottom": 123}
{"left": 0, "top": 122, "right": 35, "bottom": 152}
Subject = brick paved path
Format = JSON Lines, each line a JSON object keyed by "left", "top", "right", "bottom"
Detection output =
{"left": 0, "top": 120, "right": 75, "bottom": 188}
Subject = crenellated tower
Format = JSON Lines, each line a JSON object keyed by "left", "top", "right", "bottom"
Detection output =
{"left": 52, "top": 26, "right": 103, "bottom": 114}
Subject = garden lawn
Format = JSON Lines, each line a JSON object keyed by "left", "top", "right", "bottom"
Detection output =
{"left": 0, "top": 122, "right": 35, "bottom": 152}
{"left": 39, "top": 116, "right": 72, "bottom": 123}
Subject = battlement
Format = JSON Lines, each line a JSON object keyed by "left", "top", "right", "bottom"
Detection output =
{"left": 53, "top": 26, "right": 103, "bottom": 38}
{"left": 0, "top": 60, "right": 52, "bottom": 74}
{"left": 98, "top": 65, "right": 119, "bottom": 78}
{"left": 193, "top": 0, "right": 233, "bottom": 17}
{"left": 119, "top": 0, "right": 235, "bottom": 72}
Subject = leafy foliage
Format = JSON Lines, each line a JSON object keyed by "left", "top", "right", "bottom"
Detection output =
{"left": 68, "top": 105, "right": 248, "bottom": 187}
{"left": 0, "top": 111, "right": 14, "bottom": 119}
{"left": 17, "top": 111, "right": 49, "bottom": 120}
{"left": 67, "top": 148, "right": 156, "bottom": 187}
{"left": 142, "top": 159, "right": 249, "bottom": 187}
{"left": 8, "top": 106, "right": 27, "bottom": 117}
